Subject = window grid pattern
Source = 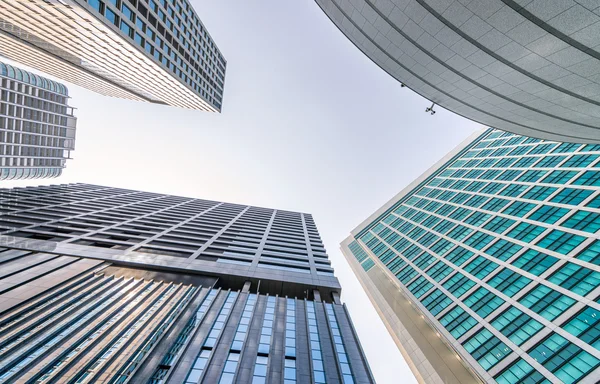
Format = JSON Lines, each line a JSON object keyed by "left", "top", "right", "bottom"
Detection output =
{"left": 251, "top": 296, "right": 276, "bottom": 384}
{"left": 184, "top": 291, "right": 238, "bottom": 384}
{"left": 349, "top": 128, "right": 600, "bottom": 382}
{"left": 0, "top": 183, "right": 334, "bottom": 280}
{"left": 307, "top": 301, "right": 326, "bottom": 384}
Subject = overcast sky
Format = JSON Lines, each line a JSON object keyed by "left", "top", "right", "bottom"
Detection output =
{"left": 1, "top": 1, "right": 484, "bottom": 382}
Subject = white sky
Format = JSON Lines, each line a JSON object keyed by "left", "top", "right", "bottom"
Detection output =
{"left": 1, "top": 1, "right": 484, "bottom": 382}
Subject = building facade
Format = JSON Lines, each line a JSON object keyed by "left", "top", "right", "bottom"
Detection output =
{"left": 0, "top": 0, "right": 225, "bottom": 111}
{"left": 342, "top": 128, "right": 600, "bottom": 383}
{"left": 0, "top": 183, "right": 373, "bottom": 384}
{"left": 0, "top": 62, "right": 76, "bottom": 181}
{"left": 316, "top": 0, "right": 600, "bottom": 143}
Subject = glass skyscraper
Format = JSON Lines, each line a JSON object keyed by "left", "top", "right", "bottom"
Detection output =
{"left": 0, "top": 183, "right": 373, "bottom": 384}
{"left": 343, "top": 128, "right": 600, "bottom": 384}
{"left": 0, "top": 61, "right": 76, "bottom": 181}
{"left": 0, "top": 0, "right": 225, "bottom": 111}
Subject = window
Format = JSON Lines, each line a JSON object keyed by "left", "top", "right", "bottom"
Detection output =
{"left": 464, "top": 231, "right": 494, "bottom": 250}
{"left": 490, "top": 306, "right": 543, "bottom": 345}
{"left": 485, "top": 239, "right": 522, "bottom": 261}
{"left": 481, "top": 197, "right": 509, "bottom": 212}
{"left": 552, "top": 142, "right": 581, "bottom": 153}
{"left": 439, "top": 305, "right": 477, "bottom": 338}
{"left": 483, "top": 217, "right": 515, "bottom": 235}
{"left": 517, "top": 170, "right": 547, "bottom": 183}
{"left": 464, "top": 256, "right": 499, "bottom": 279}
{"left": 121, "top": 4, "right": 135, "bottom": 21}
{"left": 426, "top": 261, "right": 453, "bottom": 282}
{"left": 528, "top": 205, "right": 569, "bottom": 224}
{"left": 120, "top": 21, "right": 133, "bottom": 37}
{"left": 306, "top": 302, "right": 326, "bottom": 383}
{"left": 561, "top": 154, "right": 599, "bottom": 168}
{"left": 563, "top": 306, "right": 600, "bottom": 351}
{"left": 407, "top": 276, "right": 433, "bottom": 298}
{"left": 488, "top": 268, "right": 531, "bottom": 297}
{"left": 462, "top": 328, "right": 511, "bottom": 370}
{"left": 507, "top": 223, "right": 546, "bottom": 242}
{"left": 534, "top": 155, "right": 565, "bottom": 168}
{"left": 522, "top": 186, "right": 557, "bottom": 201}
{"left": 541, "top": 170, "right": 578, "bottom": 184}
{"left": 105, "top": 7, "right": 118, "bottom": 25}
{"left": 573, "top": 170, "right": 600, "bottom": 186}
{"left": 422, "top": 289, "right": 453, "bottom": 316}
{"left": 442, "top": 272, "right": 475, "bottom": 298}
{"left": 463, "top": 287, "right": 504, "bottom": 318}
{"left": 528, "top": 333, "right": 599, "bottom": 384}
{"left": 519, "top": 284, "right": 576, "bottom": 321}
{"left": 502, "top": 201, "right": 535, "bottom": 217}
{"left": 498, "top": 183, "right": 527, "bottom": 197}
{"left": 548, "top": 263, "right": 600, "bottom": 296}
{"left": 551, "top": 188, "right": 593, "bottom": 205}
{"left": 562, "top": 211, "right": 600, "bottom": 233}
{"left": 536, "top": 230, "right": 585, "bottom": 254}
{"left": 575, "top": 240, "right": 600, "bottom": 265}
{"left": 445, "top": 247, "right": 474, "bottom": 267}
{"left": 511, "top": 249, "right": 558, "bottom": 276}
{"left": 494, "top": 358, "right": 547, "bottom": 384}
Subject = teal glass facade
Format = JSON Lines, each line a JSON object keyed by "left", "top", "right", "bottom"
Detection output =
{"left": 346, "top": 129, "right": 600, "bottom": 383}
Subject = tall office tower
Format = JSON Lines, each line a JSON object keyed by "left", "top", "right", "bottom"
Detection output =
{"left": 0, "top": 62, "right": 76, "bottom": 181}
{"left": 342, "top": 128, "right": 600, "bottom": 384}
{"left": 316, "top": 0, "right": 600, "bottom": 143}
{"left": 0, "top": 0, "right": 225, "bottom": 111}
{"left": 0, "top": 183, "right": 373, "bottom": 384}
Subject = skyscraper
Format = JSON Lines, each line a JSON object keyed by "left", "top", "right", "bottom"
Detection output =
{"left": 0, "top": 0, "right": 225, "bottom": 111}
{"left": 342, "top": 128, "right": 600, "bottom": 383}
{"left": 316, "top": 0, "right": 600, "bottom": 143}
{"left": 0, "top": 61, "right": 76, "bottom": 181}
{"left": 0, "top": 183, "right": 373, "bottom": 384}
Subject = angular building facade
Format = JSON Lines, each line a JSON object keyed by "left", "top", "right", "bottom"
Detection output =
{"left": 316, "top": 0, "right": 600, "bottom": 143}
{"left": 0, "top": 183, "right": 373, "bottom": 384}
{"left": 0, "top": 62, "right": 76, "bottom": 181}
{"left": 342, "top": 128, "right": 600, "bottom": 383}
{"left": 0, "top": 0, "right": 225, "bottom": 111}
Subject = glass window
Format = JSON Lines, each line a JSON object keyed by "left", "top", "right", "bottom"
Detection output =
{"left": 488, "top": 268, "right": 531, "bottom": 297}
{"left": 562, "top": 306, "right": 600, "bottom": 351}
{"left": 494, "top": 358, "right": 547, "bottom": 384}
{"left": 421, "top": 289, "right": 453, "bottom": 316}
{"left": 562, "top": 211, "right": 600, "bottom": 233}
{"left": 528, "top": 205, "right": 569, "bottom": 224}
{"left": 462, "top": 328, "right": 511, "bottom": 370}
{"left": 120, "top": 21, "right": 133, "bottom": 37}
{"left": 551, "top": 188, "right": 593, "bottom": 206}
{"left": 575, "top": 240, "right": 600, "bottom": 265}
{"left": 507, "top": 223, "right": 546, "bottom": 242}
{"left": 573, "top": 170, "right": 600, "bottom": 186}
{"left": 518, "top": 284, "right": 576, "bottom": 321}
{"left": 491, "top": 306, "right": 543, "bottom": 346}
{"left": 511, "top": 249, "right": 558, "bottom": 275}
{"left": 439, "top": 305, "right": 477, "bottom": 338}
{"left": 464, "top": 256, "right": 499, "bottom": 279}
{"left": 463, "top": 287, "right": 504, "bottom": 318}
{"left": 528, "top": 333, "right": 599, "bottom": 384}
{"left": 121, "top": 4, "right": 135, "bottom": 21}
{"left": 522, "top": 186, "right": 557, "bottom": 201}
{"left": 548, "top": 262, "right": 600, "bottom": 297}
{"left": 442, "top": 272, "right": 475, "bottom": 298}
{"left": 536, "top": 230, "right": 585, "bottom": 254}
{"left": 485, "top": 239, "right": 522, "bottom": 261}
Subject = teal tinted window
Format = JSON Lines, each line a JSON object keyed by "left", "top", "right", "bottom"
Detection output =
{"left": 488, "top": 268, "right": 532, "bottom": 297}
{"left": 561, "top": 154, "right": 598, "bottom": 168}
{"left": 535, "top": 155, "right": 566, "bottom": 168}
{"left": 511, "top": 250, "right": 558, "bottom": 276}
{"left": 519, "top": 284, "right": 576, "bottom": 321}
{"left": 413, "top": 252, "right": 435, "bottom": 270}
{"left": 445, "top": 247, "right": 473, "bottom": 267}
{"left": 483, "top": 217, "right": 515, "bottom": 234}
{"left": 421, "top": 289, "right": 452, "bottom": 316}
{"left": 481, "top": 198, "right": 510, "bottom": 212}
{"left": 463, "top": 232, "right": 494, "bottom": 250}
{"left": 562, "top": 211, "right": 600, "bottom": 233}
{"left": 528, "top": 333, "right": 599, "bottom": 384}
{"left": 507, "top": 223, "right": 546, "bottom": 242}
{"left": 464, "top": 256, "right": 499, "bottom": 279}
{"left": 527, "top": 205, "right": 569, "bottom": 224}
{"left": 490, "top": 306, "right": 543, "bottom": 346}
{"left": 553, "top": 143, "right": 581, "bottom": 153}
{"left": 548, "top": 263, "right": 600, "bottom": 297}
{"left": 463, "top": 211, "right": 489, "bottom": 226}
{"left": 573, "top": 170, "right": 600, "bottom": 186}
{"left": 562, "top": 306, "right": 600, "bottom": 351}
{"left": 462, "top": 328, "right": 511, "bottom": 370}
{"left": 398, "top": 266, "right": 417, "bottom": 284}
{"left": 407, "top": 276, "right": 433, "bottom": 298}
{"left": 463, "top": 288, "right": 504, "bottom": 318}
{"left": 443, "top": 272, "right": 475, "bottom": 298}
{"left": 536, "top": 230, "right": 586, "bottom": 254}
{"left": 522, "top": 186, "right": 557, "bottom": 201}
{"left": 585, "top": 194, "right": 600, "bottom": 208}
{"left": 541, "top": 170, "right": 578, "bottom": 184}
{"left": 485, "top": 239, "right": 522, "bottom": 261}
{"left": 551, "top": 188, "right": 593, "bottom": 205}
{"left": 575, "top": 240, "right": 600, "bottom": 265}
{"left": 494, "top": 358, "right": 549, "bottom": 384}
{"left": 426, "top": 261, "right": 453, "bottom": 282}
{"left": 517, "top": 170, "right": 547, "bottom": 183}
{"left": 439, "top": 306, "right": 477, "bottom": 338}
{"left": 498, "top": 183, "right": 527, "bottom": 197}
